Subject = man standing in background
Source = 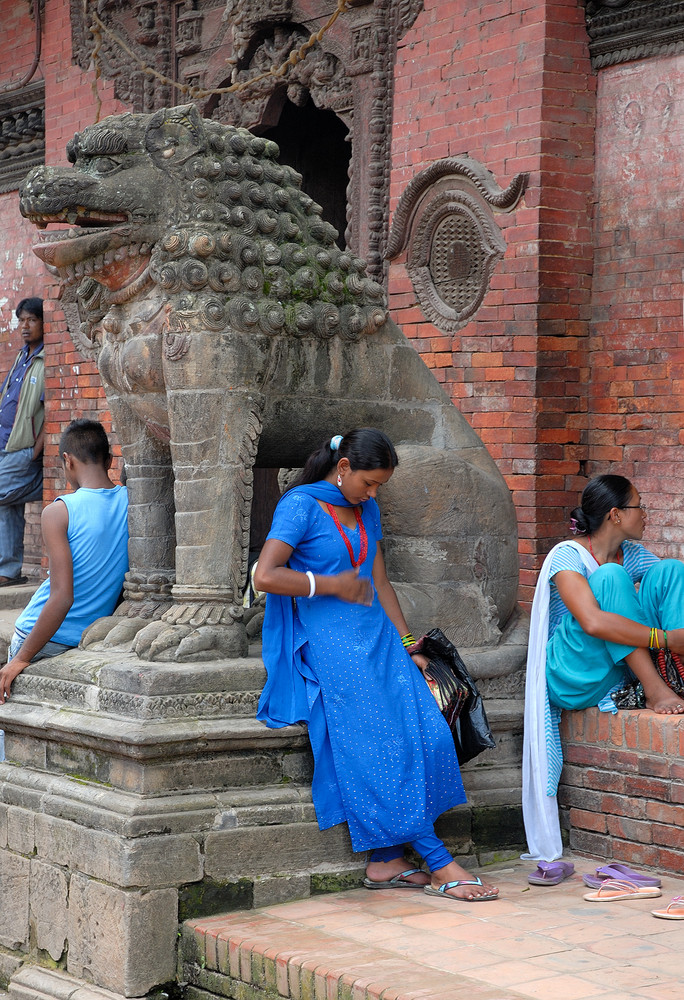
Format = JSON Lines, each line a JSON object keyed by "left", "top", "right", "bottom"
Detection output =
{"left": 0, "top": 297, "right": 45, "bottom": 585}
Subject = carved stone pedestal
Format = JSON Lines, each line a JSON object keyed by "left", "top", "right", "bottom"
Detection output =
{"left": 0, "top": 647, "right": 363, "bottom": 998}
{"left": 0, "top": 627, "right": 526, "bottom": 999}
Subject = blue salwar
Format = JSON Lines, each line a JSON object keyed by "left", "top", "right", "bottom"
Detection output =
{"left": 257, "top": 481, "right": 466, "bottom": 853}
{"left": 546, "top": 559, "right": 684, "bottom": 710}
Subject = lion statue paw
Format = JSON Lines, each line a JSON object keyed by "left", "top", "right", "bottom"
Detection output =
{"left": 81, "top": 602, "right": 247, "bottom": 661}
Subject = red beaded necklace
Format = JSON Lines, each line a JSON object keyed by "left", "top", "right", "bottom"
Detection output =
{"left": 587, "top": 536, "right": 600, "bottom": 565}
{"left": 325, "top": 503, "right": 368, "bottom": 567}
{"left": 587, "top": 536, "right": 622, "bottom": 566}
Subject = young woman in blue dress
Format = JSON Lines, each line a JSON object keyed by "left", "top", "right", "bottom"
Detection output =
{"left": 523, "top": 474, "right": 684, "bottom": 860}
{"left": 254, "top": 428, "right": 499, "bottom": 901}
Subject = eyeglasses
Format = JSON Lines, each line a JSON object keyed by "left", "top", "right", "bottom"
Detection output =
{"left": 621, "top": 504, "right": 647, "bottom": 512}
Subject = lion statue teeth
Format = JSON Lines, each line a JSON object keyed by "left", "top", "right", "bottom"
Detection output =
{"left": 20, "top": 104, "right": 519, "bottom": 662}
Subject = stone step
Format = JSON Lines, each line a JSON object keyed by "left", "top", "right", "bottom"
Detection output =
{"left": 181, "top": 908, "right": 528, "bottom": 1000}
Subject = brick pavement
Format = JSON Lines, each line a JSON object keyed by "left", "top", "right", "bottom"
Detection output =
{"left": 184, "top": 854, "right": 684, "bottom": 1000}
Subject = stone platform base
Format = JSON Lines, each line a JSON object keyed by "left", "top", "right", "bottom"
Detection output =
{"left": 8, "top": 968, "right": 127, "bottom": 1000}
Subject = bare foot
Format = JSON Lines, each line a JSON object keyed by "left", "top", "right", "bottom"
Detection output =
{"left": 646, "top": 689, "right": 684, "bottom": 714}
{"left": 365, "top": 857, "right": 429, "bottom": 887}
{"left": 643, "top": 676, "right": 684, "bottom": 715}
{"left": 429, "top": 860, "right": 499, "bottom": 900}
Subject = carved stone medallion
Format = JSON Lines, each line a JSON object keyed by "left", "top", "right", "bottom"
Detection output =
{"left": 386, "top": 157, "right": 527, "bottom": 334}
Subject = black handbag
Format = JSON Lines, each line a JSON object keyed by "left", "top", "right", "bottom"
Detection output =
{"left": 413, "top": 627, "right": 496, "bottom": 765}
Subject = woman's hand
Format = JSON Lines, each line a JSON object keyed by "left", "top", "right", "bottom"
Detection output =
{"left": 409, "top": 651, "right": 431, "bottom": 676}
{"left": 331, "top": 568, "right": 374, "bottom": 606}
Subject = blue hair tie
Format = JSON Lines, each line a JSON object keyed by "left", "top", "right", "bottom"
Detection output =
{"left": 330, "top": 435, "right": 343, "bottom": 452}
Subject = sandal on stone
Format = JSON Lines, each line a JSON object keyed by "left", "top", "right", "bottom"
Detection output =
{"left": 528, "top": 861, "right": 575, "bottom": 886}
{"left": 363, "top": 867, "right": 428, "bottom": 890}
{"left": 652, "top": 896, "right": 684, "bottom": 919}
{"left": 583, "top": 878, "right": 662, "bottom": 902}
{"left": 582, "top": 863, "right": 662, "bottom": 889}
{"left": 595, "top": 863, "right": 661, "bottom": 886}
{"left": 424, "top": 876, "right": 498, "bottom": 901}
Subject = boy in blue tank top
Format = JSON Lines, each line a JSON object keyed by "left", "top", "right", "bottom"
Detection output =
{"left": 0, "top": 419, "right": 129, "bottom": 705}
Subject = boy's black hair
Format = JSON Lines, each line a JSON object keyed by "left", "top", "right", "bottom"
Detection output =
{"left": 15, "top": 297, "right": 43, "bottom": 320}
{"left": 59, "top": 419, "right": 111, "bottom": 467}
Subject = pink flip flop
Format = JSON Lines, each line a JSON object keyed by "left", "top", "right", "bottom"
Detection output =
{"left": 652, "top": 896, "right": 684, "bottom": 920}
{"left": 584, "top": 879, "right": 662, "bottom": 902}
{"left": 528, "top": 861, "right": 575, "bottom": 886}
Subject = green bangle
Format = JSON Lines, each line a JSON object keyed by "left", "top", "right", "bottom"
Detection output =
{"left": 401, "top": 633, "right": 415, "bottom": 648}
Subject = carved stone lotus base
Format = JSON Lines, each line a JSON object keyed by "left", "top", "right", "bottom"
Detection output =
{"left": 0, "top": 633, "right": 526, "bottom": 997}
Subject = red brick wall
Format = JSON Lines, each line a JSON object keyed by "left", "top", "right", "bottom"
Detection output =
{"left": 588, "top": 56, "right": 684, "bottom": 560}
{"left": 40, "top": 0, "right": 126, "bottom": 507}
{"left": 1, "top": 0, "right": 125, "bottom": 574}
{"left": 560, "top": 708, "right": 684, "bottom": 875}
{"left": 0, "top": 1, "right": 51, "bottom": 574}
{"left": 389, "top": 0, "right": 597, "bottom": 607}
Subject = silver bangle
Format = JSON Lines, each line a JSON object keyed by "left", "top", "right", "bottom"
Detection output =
{"left": 305, "top": 570, "right": 316, "bottom": 598}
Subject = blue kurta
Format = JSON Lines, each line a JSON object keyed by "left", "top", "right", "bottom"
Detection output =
{"left": 257, "top": 483, "right": 465, "bottom": 852}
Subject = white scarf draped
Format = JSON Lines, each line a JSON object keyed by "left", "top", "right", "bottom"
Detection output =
{"left": 521, "top": 540, "right": 598, "bottom": 861}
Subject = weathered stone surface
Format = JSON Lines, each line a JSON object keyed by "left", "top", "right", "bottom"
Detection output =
{"left": 0, "top": 803, "right": 7, "bottom": 849}
{"left": 34, "top": 816, "right": 202, "bottom": 888}
{"left": 9, "top": 965, "right": 134, "bottom": 1000}
{"left": 67, "top": 874, "right": 177, "bottom": 995}
{"left": 251, "top": 873, "right": 311, "bottom": 908}
{"left": 0, "top": 950, "right": 24, "bottom": 990}
{"left": 29, "top": 860, "right": 68, "bottom": 961}
{"left": 0, "top": 851, "right": 29, "bottom": 950}
{"left": 204, "top": 822, "right": 362, "bottom": 880}
{"left": 7, "top": 808, "right": 35, "bottom": 856}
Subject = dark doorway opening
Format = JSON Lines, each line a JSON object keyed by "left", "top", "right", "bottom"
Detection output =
{"left": 260, "top": 97, "right": 350, "bottom": 248}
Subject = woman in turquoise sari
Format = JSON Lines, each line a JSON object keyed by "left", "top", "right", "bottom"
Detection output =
{"left": 523, "top": 474, "right": 684, "bottom": 861}
{"left": 255, "top": 428, "right": 498, "bottom": 901}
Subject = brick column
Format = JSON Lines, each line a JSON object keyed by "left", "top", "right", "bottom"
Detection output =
{"left": 389, "top": 0, "right": 596, "bottom": 606}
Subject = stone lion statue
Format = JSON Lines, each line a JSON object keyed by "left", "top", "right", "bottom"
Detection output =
{"left": 20, "top": 104, "right": 519, "bottom": 661}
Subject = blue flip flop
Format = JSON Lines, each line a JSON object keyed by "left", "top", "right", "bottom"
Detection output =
{"left": 528, "top": 861, "right": 575, "bottom": 886}
{"left": 424, "top": 876, "right": 498, "bottom": 901}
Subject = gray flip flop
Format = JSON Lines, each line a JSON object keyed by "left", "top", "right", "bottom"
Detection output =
{"left": 363, "top": 867, "right": 428, "bottom": 890}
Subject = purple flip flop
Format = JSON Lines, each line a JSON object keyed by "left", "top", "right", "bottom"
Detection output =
{"left": 581, "top": 863, "right": 662, "bottom": 889}
{"left": 528, "top": 861, "right": 575, "bottom": 886}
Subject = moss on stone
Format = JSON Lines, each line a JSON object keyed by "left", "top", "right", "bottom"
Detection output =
{"left": 472, "top": 804, "right": 525, "bottom": 848}
{"left": 179, "top": 878, "right": 254, "bottom": 921}
{"left": 310, "top": 869, "right": 365, "bottom": 895}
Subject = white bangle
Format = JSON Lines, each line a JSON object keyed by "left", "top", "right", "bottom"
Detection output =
{"left": 305, "top": 570, "right": 316, "bottom": 598}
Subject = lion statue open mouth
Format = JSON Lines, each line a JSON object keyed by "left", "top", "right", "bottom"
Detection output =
{"left": 21, "top": 104, "right": 518, "bottom": 662}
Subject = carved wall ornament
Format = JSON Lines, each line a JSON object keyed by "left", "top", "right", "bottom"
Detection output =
{"left": 616, "top": 81, "right": 675, "bottom": 145}
{"left": 175, "top": 0, "right": 204, "bottom": 56}
{"left": 0, "top": 81, "right": 45, "bottom": 195}
{"left": 215, "top": 28, "right": 353, "bottom": 128}
{"left": 71, "top": 0, "right": 174, "bottom": 112}
{"left": 387, "top": 157, "right": 527, "bottom": 334}
{"left": 585, "top": 0, "right": 684, "bottom": 68}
